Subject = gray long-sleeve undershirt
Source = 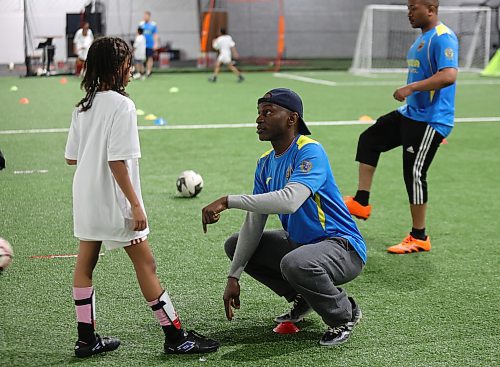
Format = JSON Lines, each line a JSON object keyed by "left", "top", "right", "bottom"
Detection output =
{"left": 227, "top": 182, "right": 311, "bottom": 279}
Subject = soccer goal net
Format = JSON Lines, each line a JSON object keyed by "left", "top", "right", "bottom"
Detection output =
{"left": 350, "top": 5, "right": 491, "bottom": 73}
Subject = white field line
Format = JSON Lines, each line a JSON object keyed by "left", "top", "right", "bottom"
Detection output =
{"left": 1, "top": 117, "right": 499, "bottom": 135}
{"left": 274, "top": 72, "right": 500, "bottom": 86}
{"left": 273, "top": 73, "right": 338, "bottom": 86}
{"left": 13, "top": 169, "right": 48, "bottom": 174}
{"left": 30, "top": 253, "right": 104, "bottom": 259}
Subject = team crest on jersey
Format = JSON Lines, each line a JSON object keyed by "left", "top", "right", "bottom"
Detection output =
{"left": 299, "top": 160, "right": 313, "bottom": 173}
{"left": 285, "top": 165, "right": 293, "bottom": 180}
{"left": 417, "top": 40, "right": 425, "bottom": 51}
{"left": 444, "top": 48, "right": 454, "bottom": 60}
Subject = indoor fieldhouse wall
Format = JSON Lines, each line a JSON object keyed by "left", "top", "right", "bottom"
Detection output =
{"left": 0, "top": 0, "right": 495, "bottom": 64}
{"left": 0, "top": 0, "right": 200, "bottom": 64}
{"left": 227, "top": 0, "right": 494, "bottom": 59}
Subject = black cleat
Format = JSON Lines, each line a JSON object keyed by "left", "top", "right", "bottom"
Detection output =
{"left": 274, "top": 294, "right": 312, "bottom": 323}
{"left": 208, "top": 76, "right": 217, "bottom": 83}
{"left": 164, "top": 330, "right": 219, "bottom": 354}
{"left": 74, "top": 334, "right": 121, "bottom": 358}
{"left": 237, "top": 75, "right": 245, "bottom": 83}
{"left": 319, "top": 297, "right": 362, "bottom": 346}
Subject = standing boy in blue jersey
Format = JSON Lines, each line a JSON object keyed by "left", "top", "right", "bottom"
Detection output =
{"left": 202, "top": 88, "right": 367, "bottom": 346}
{"left": 139, "top": 11, "right": 158, "bottom": 77}
{"left": 344, "top": 0, "right": 458, "bottom": 254}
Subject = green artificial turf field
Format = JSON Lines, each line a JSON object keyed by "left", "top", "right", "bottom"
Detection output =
{"left": 0, "top": 71, "right": 499, "bottom": 366}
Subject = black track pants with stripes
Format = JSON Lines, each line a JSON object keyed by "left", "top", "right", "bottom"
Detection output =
{"left": 355, "top": 110, "right": 444, "bottom": 205}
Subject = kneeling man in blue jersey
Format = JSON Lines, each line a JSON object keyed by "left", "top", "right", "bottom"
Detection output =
{"left": 202, "top": 88, "right": 367, "bottom": 346}
{"left": 344, "top": 0, "right": 458, "bottom": 254}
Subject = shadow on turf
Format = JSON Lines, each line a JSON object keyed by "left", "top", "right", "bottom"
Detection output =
{"left": 133, "top": 321, "right": 327, "bottom": 363}
{"left": 172, "top": 195, "right": 204, "bottom": 200}
{"left": 359, "top": 237, "right": 437, "bottom": 292}
{"left": 17, "top": 320, "right": 346, "bottom": 366}
{"left": 213, "top": 321, "right": 321, "bottom": 361}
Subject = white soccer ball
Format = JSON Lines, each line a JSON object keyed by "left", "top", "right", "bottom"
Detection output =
{"left": 176, "top": 170, "right": 203, "bottom": 197}
{"left": 0, "top": 237, "right": 13, "bottom": 272}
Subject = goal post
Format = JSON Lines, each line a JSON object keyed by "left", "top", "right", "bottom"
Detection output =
{"left": 350, "top": 5, "right": 491, "bottom": 73}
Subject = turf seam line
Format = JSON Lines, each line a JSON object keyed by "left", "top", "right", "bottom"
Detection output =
{"left": 274, "top": 72, "right": 500, "bottom": 86}
{"left": 1, "top": 117, "right": 499, "bottom": 135}
{"left": 273, "top": 72, "right": 338, "bottom": 86}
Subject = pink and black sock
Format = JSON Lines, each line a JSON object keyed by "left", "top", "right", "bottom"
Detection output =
{"left": 73, "top": 287, "right": 96, "bottom": 344}
{"left": 148, "top": 293, "right": 184, "bottom": 344}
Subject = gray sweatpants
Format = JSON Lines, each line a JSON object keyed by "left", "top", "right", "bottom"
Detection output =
{"left": 224, "top": 230, "right": 364, "bottom": 327}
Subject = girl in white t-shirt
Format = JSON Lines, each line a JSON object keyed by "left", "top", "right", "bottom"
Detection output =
{"left": 73, "top": 22, "right": 94, "bottom": 76}
{"left": 65, "top": 36, "right": 218, "bottom": 358}
{"left": 208, "top": 28, "right": 244, "bottom": 83}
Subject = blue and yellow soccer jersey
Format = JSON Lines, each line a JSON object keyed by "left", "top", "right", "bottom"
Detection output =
{"left": 398, "top": 23, "right": 459, "bottom": 138}
{"left": 253, "top": 135, "right": 367, "bottom": 263}
{"left": 139, "top": 21, "right": 157, "bottom": 49}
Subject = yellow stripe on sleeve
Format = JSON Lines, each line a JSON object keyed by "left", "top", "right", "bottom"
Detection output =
{"left": 314, "top": 193, "right": 326, "bottom": 230}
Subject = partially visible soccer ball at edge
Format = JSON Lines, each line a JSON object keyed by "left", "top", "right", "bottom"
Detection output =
{"left": 176, "top": 170, "right": 203, "bottom": 198}
{"left": 0, "top": 237, "right": 13, "bottom": 272}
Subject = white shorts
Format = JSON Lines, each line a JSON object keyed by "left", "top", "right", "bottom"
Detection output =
{"left": 79, "top": 236, "right": 147, "bottom": 250}
{"left": 217, "top": 54, "right": 232, "bottom": 65}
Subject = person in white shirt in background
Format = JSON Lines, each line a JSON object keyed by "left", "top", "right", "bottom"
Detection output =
{"left": 133, "top": 27, "right": 146, "bottom": 79}
{"left": 208, "top": 28, "right": 244, "bottom": 83}
{"left": 73, "top": 21, "right": 94, "bottom": 76}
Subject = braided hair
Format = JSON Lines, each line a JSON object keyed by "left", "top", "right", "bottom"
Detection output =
{"left": 76, "top": 37, "right": 132, "bottom": 112}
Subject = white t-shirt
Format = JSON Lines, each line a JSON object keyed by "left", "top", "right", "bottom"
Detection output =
{"left": 134, "top": 34, "right": 146, "bottom": 61}
{"left": 212, "top": 35, "right": 235, "bottom": 64}
{"left": 73, "top": 28, "right": 94, "bottom": 60}
{"left": 65, "top": 91, "right": 149, "bottom": 244}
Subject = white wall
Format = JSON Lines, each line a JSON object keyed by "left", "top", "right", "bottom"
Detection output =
{"left": 104, "top": 0, "right": 200, "bottom": 60}
{"left": 0, "top": 0, "right": 201, "bottom": 64}
{"left": 0, "top": 0, "right": 31, "bottom": 64}
{"left": 1, "top": 0, "right": 497, "bottom": 64}
{"left": 0, "top": 11, "right": 24, "bottom": 63}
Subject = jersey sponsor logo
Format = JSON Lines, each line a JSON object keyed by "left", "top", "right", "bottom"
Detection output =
{"left": 299, "top": 160, "right": 313, "bottom": 173}
{"left": 407, "top": 59, "right": 420, "bottom": 68}
{"left": 444, "top": 48, "right": 454, "bottom": 60}
{"left": 406, "top": 146, "right": 415, "bottom": 154}
{"left": 266, "top": 176, "right": 272, "bottom": 185}
{"left": 417, "top": 40, "right": 425, "bottom": 51}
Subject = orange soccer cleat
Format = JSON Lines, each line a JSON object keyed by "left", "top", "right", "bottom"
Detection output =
{"left": 387, "top": 234, "right": 431, "bottom": 254}
{"left": 343, "top": 196, "right": 372, "bottom": 220}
